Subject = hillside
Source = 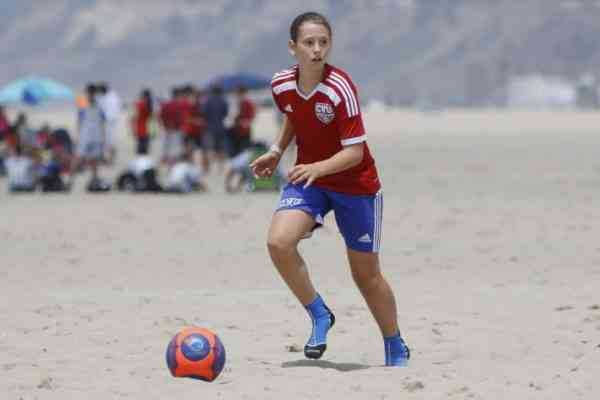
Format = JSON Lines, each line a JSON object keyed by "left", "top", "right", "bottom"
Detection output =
{"left": 1, "top": 0, "right": 600, "bottom": 105}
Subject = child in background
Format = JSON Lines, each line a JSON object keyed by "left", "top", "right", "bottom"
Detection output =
{"left": 5, "top": 144, "right": 36, "bottom": 192}
{"left": 164, "top": 137, "right": 207, "bottom": 193}
{"left": 73, "top": 84, "right": 111, "bottom": 192}
{"left": 224, "top": 141, "right": 283, "bottom": 193}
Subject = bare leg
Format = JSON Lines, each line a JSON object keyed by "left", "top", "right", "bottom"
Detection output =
{"left": 201, "top": 150, "right": 210, "bottom": 174}
{"left": 268, "top": 210, "right": 335, "bottom": 359}
{"left": 224, "top": 168, "right": 243, "bottom": 193}
{"left": 70, "top": 154, "right": 82, "bottom": 174}
{"left": 106, "top": 146, "right": 116, "bottom": 165}
{"left": 215, "top": 151, "right": 226, "bottom": 174}
{"left": 346, "top": 248, "right": 399, "bottom": 337}
{"left": 267, "top": 210, "right": 318, "bottom": 305}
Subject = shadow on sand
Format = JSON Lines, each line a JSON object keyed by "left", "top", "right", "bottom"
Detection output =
{"left": 281, "top": 359, "right": 370, "bottom": 372}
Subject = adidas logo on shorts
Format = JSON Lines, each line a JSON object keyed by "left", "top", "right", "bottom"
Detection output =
{"left": 279, "top": 197, "right": 303, "bottom": 208}
{"left": 357, "top": 233, "right": 372, "bottom": 243}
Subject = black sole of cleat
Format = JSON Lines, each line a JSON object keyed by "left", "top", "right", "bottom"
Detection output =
{"left": 304, "top": 308, "right": 336, "bottom": 359}
{"left": 304, "top": 344, "right": 326, "bottom": 359}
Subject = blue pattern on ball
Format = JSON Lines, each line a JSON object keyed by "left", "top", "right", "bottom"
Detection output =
{"left": 212, "top": 335, "right": 226, "bottom": 377}
{"left": 181, "top": 333, "right": 210, "bottom": 361}
{"left": 166, "top": 336, "right": 178, "bottom": 374}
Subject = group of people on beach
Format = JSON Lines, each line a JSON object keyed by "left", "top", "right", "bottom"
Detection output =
{"left": 0, "top": 106, "right": 73, "bottom": 192}
{"left": 0, "top": 79, "right": 265, "bottom": 194}
{"left": 123, "top": 82, "right": 264, "bottom": 193}
{"left": 0, "top": 81, "right": 122, "bottom": 192}
{"left": 80, "top": 78, "right": 266, "bottom": 194}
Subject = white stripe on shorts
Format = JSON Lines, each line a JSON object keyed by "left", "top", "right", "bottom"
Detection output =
{"left": 374, "top": 190, "right": 383, "bottom": 252}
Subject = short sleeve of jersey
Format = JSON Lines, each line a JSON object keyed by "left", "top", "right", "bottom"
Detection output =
{"left": 337, "top": 113, "right": 365, "bottom": 146}
{"left": 271, "top": 89, "right": 284, "bottom": 114}
{"left": 327, "top": 71, "right": 366, "bottom": 146}
{"left": 270, "top": 72, "right": 287, "bottom": 114}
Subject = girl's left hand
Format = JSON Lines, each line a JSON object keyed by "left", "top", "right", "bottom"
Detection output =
{"left": 288, "top": 163, "right": 323, "bottom": 188}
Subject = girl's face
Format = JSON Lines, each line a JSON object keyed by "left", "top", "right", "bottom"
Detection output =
{"left": 289, "top": 22, "right": 331, "bottom": 69}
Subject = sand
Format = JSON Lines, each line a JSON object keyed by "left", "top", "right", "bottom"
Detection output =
{"left": 1, "top": 106, "right": 600, "bottom": 399}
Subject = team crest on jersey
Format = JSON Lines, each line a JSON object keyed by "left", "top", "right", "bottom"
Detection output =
{"left": 315, "top": 102, "right": 334, "bottom": 124}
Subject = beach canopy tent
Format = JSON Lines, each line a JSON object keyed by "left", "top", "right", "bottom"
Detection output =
{"left": 204, "top": 73, "right": 271, "bottom": 92}
{"left": 0, "top": 76, "right": 75, "bottom": 106}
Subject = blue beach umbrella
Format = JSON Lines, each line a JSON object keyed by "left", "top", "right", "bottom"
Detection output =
{"left": 205, "top": 73, "right": 271, "bottom": 92}
{"left": 0, "top": 76, "right": 75, "bottom": 106}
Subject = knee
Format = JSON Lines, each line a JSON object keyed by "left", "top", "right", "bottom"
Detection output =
{"left": 352, "top": 270, "right": 383, "bottom": 293}
{"left": 267, "top": 233, "right": 297, "bottom": 258}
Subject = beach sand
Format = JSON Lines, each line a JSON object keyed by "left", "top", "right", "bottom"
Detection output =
{"left": 1, "top": 107, "right": 600, "bottom": 399}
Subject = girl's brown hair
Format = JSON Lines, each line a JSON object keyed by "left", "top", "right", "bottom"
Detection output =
{"left": 290, "top": 12, "right": 332, "bottom": 42}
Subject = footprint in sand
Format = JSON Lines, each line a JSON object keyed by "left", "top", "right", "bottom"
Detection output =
{"left": 403, "top": 380, "right": 425, "bottom": 392}
{"left": 555, "top": 305, "right": 574, "bottom": 311}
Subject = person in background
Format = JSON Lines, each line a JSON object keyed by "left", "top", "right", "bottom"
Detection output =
{"left": 72, "top": 83, "right": 110, "bottom": 191}
{"left": 190, "top": 87, "right": 210, "bottom": 173}
{"left": 49, "top": 128, "right": 74, "bottom": 158}
{"left": 5, "top": 143, "right": 37, "bottom": 192}
{"left": 164, "top": 137, "right": 207, "bottom": 193}
{"left": 131, "top": 88, "right": 153, "bottom": 155}
{"left": 75, "top": 89, "right": 89, "bottom": 111}
{"left": 47, "top": 127, "right": 74, "bottom": 179}
{"left": 96, "top": 82, "right": 122, "bottom": 164}
{"left": 36, "top": 123, "right": 52, "bottom": 150}
{"left": 11, "top": 113, "right": 36, "bottom": 153}
{"left": 180, "top": 86, "right": 210, "bottom": 173}
{"left": 224, "top": 140, "right": 284, "bottom": 193}
{"left": 179, "top": 85, "right": 199, "bottom": 157}
{"left": 159, "top": 87, "right": 184, "bottom": 168}
{"left": 202, "top": 85, "right": 229, "bottom": 172}
{"left": 2, "top": 115, "right": 21, "bottom": 156}
{"left": 116, "top": 155, "right": 163, "bottom": 192}
{"left": 0, "top": 106, "right": 9, "bottom": 139}
{"left": 231, "top": 85, "right": 257, "bottom": 156}
{"left": 0, "top": 105, "right": 10, "bottom": 175}
{"left": 38, "top": 142, "right": 71, "bottom": 193}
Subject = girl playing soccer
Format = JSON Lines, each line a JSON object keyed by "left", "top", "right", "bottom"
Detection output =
{"left": 250, "top": 11, "right": 410, "bottom": 366}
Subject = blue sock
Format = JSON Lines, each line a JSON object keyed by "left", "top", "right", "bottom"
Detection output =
{"left": 384, "top": 332, "right": 410, "bottom": 366}
{"left": 304, "top": 294, "right": 333, "bottom": 347}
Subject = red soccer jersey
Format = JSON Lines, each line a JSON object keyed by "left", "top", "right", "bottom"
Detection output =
{"left": 134, "top": 100, "right": 151, "bottom": 138}
{"left": 234, "top": 98, "right": 256, "bottom": 137}
{"left": 179, "top": 98, "right": 197, "bottom": 137}
{"left": 159, "top": 100, "right": 181, "bottom": 131}
{"left": 271, "top": 64, "right": 380, "bottom": 195}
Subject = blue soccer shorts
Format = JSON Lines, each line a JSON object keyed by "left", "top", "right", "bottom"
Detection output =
{"left": 276, "top": 183, "right": 383, "bottom": 253}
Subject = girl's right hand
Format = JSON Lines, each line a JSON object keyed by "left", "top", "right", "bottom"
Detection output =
{"left": 250, "top": 151, "right": 280, "bottom": 178}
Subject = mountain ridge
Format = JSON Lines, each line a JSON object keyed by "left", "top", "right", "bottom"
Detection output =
{"left": 1, "top": 1, "right": 599, "bottom": 105}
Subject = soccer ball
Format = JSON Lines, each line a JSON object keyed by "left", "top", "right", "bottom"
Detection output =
{"left": 166, "top": 327, "right": 226, "bottom": 382}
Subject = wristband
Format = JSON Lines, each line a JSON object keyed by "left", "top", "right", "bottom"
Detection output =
{"left": 269, "top": 144, "right": 282, "bottom": 156}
